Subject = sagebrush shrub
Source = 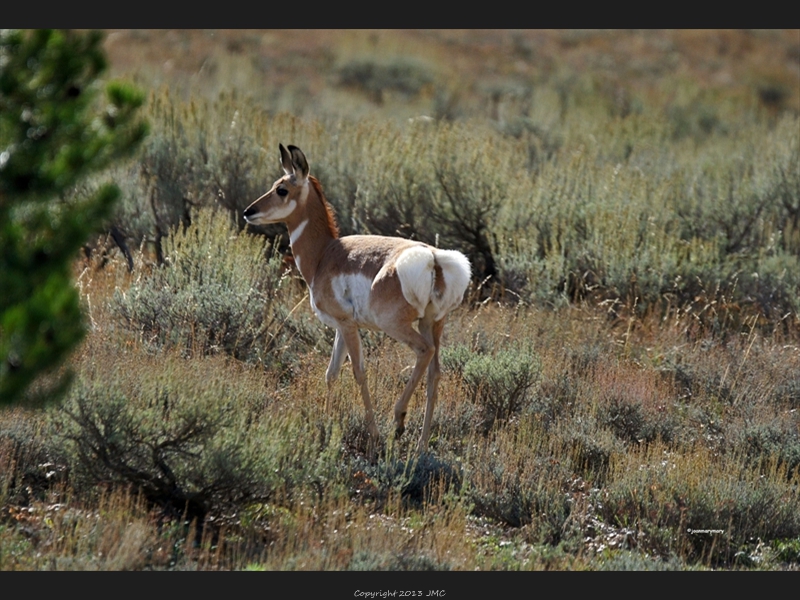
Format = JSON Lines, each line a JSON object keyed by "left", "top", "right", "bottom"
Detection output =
{"left": 735, "top": 421, "right": 800, "bottom": 476}
{"left": 53, "top": 348, "right": 345, "bottom": 520}
{"left": 443, "top": 341, "right": 541, "bottom": 433}
{"left": 57, "top": 378, "right": 269, "bottom": 520}
{"left": 464, "top": 429, "right": 572, "bottom": 539}
{"left": 601, "top": 395, "right": 678, "bottom": 445}
{"left": 354, "top": 452, "right": 462, "bottom": 508}
{"left": 337, "top": 57, "right": 434, "bottom": 104}
{"left": 602, "top": 444, "right": 800, "bottom": 565}
{"left": 563, "top": 422, "right": 625, "bottom": 483}
{"left": 348, "top": 549, "right": 448, "bottom": 571}
{"left": 111, "top": 208, "right": 318, "bottom": 369}
{"left": 0, "top": 409, "right": 64, "bottom": 505}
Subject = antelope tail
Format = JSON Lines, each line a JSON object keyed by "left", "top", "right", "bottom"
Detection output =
{"left": 395, "top": 246, "right": 471, "bottom": 320}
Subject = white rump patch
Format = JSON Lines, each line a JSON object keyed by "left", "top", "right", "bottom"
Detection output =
{"left": 431, "top": 248, "right": 471, "bottom": 320}
{"left": 395, "top": 246, "right": 435, "bottom": 318}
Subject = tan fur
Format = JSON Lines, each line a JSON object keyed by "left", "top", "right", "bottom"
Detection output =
{"left": 244, "top": 144, "right": 471, "bottom": 455}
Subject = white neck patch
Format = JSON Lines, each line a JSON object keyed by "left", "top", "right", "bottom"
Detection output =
{"left": 289, "top": 218, "right": 308, "bottom": 246}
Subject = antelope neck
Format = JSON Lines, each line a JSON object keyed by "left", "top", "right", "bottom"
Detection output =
{"left": 286, "top": 205, "right": 335, "bottom": 285}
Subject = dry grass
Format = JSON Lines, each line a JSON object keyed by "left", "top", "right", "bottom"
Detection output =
{"left": 3, "top": 272, "right": 799, "bottom": 569}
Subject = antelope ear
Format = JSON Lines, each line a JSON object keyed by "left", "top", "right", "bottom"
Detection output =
{"left": 287, "top": 145, "right": 309, "bottom": 183}
{"left": 279, "top": 143, "right": 294, "bottom": 175}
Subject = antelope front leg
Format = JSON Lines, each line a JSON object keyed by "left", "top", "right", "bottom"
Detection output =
{"left": 324, "top": 328, "right": 348, "bottom": 410}
{"left": 340, "top": 325, "right": 380, "bottom": 443}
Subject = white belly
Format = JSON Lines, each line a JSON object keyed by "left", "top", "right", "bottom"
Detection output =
{"left": 308, "top": 274, "right": 379, "bottom": 329}
{"left": 330, "top": 273, "right": 378, "bottom": 326}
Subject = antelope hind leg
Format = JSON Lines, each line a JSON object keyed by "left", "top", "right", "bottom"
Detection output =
{"left": 383, "top": 320, "right": 435, "bottom": 441}
{"left": 416, "top": 317, "right": 445, "bottom": 453}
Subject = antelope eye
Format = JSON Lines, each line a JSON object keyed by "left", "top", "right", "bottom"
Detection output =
{"left": 276, "top": 188, "right": 288, "bottom": 197}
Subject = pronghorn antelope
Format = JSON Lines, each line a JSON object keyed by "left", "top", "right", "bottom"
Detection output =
{"left": 243, "top": 144, "right": 471, "bottom": 453}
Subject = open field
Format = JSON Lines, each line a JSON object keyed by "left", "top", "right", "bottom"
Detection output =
{"left": 1, "top": 29, "right": 800, "bottom": 572}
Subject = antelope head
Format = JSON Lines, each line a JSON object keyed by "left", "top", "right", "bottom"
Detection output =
{"left": 243, "top": 144, "right": 310, "bottom": 226}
